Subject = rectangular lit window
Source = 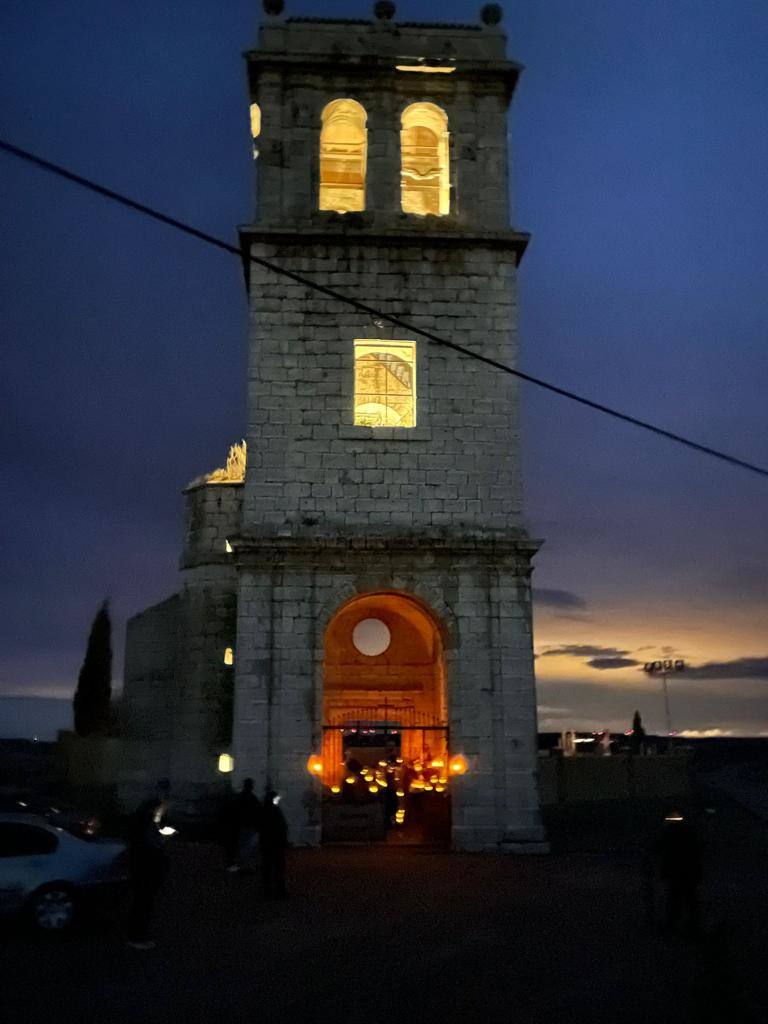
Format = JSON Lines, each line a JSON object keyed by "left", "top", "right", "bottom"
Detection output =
{"left": 223, "top": 647, "right": 234, "bottom": 666}
{"left": 354, "top": 340, "right": 416, "bottom": 428}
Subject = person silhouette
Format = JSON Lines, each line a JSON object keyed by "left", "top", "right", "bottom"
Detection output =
{"left": 125, "top": 797, "right": 170, "bottom": 950}
{"left": 220, "top": 777, "right": 263, "bottom": 872}
{"left": 260, "top": 790, "right": 288, "bottom": 898}
{"left": 658, "top": 810, "right": 701, "bottom": 937}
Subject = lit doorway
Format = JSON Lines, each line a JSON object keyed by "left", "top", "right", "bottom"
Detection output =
{"left": 321, "top": 592, "right": 450, "bottom": 845}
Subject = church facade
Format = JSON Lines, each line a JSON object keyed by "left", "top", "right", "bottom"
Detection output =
{"left": 120, "top": 2, "right": 546, "bottom": 852}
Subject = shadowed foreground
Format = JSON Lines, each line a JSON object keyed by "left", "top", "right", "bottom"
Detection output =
{"left": 1, "top": 801, "right": 765, "bottom": 1024}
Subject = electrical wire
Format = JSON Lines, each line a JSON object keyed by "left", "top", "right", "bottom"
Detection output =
{"left": 2, "top": 136, "right": 767, "bottom": 481}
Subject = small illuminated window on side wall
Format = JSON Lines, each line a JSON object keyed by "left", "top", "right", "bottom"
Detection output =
{"left": 354, "top": 340, "right": 416, "bottom": 428}
{"left": 401, "top": 102, "right": 450, "bottom": 216}
{"left": 319, "top": 99, "right": 367, "bottom": 213}
{"left": 223, "top": 647, "right": 234, "bottom": 666}
{"left": 250, "top": 102, "right": 261, "bottom": 159}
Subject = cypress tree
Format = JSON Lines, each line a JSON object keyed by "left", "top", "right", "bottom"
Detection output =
{"left": 73, "top": 600, "right": 112, "bottom": 736}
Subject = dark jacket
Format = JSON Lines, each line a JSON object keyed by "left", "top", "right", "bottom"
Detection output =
{"left": 260, "top": 801, "right": 288, "bottom": 853}
{"left": 659, "top": 820, "right": 701, "bottom": 885}
{"left": 128, "top": 800, "right": 169, "bottom": 883}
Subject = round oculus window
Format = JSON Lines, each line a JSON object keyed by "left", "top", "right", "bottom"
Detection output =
{"left": 352, "top": 618, "right": 391, "bottom": 656}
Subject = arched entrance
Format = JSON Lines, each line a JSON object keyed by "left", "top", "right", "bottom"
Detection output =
{"left": 321, "top": 592, "right": 450, "bottom": 844}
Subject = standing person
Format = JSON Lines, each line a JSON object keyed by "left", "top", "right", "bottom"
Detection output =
{"left": 658, "top": 809, "right": 701, "bottom": 937}
{"left": 125, "top": 797, "right": 169, "bottom": 950}
{"left": 260, "top": 790, "right": 288, "bottom": 899}
{"left": 234, "top": 777, "right": 262, "bottom": 872}
{"left": 221, "top": 777, "right": 262, "bottom": 873}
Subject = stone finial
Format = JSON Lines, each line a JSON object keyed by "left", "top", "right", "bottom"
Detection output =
{"left": 480, "top": 3, "right": 503, "bottom": 25}
{"left": 374, "top": 1, "right": 396, "bottom": 20}
{"left": 263, "top": 0, "right": 285, "bottom": 16}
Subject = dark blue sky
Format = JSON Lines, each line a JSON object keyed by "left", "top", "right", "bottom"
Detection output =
{"left": 1, "top": 1, "right": 767, "bottom": 740}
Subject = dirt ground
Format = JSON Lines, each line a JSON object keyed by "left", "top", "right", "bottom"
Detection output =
{"left": 1, "top": 791, "right": 765, "bottom": 1024}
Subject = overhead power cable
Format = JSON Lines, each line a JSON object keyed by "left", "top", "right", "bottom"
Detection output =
{"left": 2, "top": 136, "right": 767, "bottom": 481}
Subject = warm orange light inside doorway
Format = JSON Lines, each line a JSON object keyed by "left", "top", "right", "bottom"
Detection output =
{"left": 322, "top": 592, "right": 447, "bottom": 788}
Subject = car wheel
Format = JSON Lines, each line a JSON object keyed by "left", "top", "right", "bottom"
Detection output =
{"left": 29, "top": 885, "right": 77, "bottom": 932}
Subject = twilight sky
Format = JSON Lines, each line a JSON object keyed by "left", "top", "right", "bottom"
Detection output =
{"left": 1, "top": 0, "right": 767, "bottom": 740}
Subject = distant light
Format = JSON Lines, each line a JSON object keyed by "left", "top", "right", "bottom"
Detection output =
{"left": 369, "top": 784, "right": 379, "bottom": 794}
{"left": 306, "top": 754, "right": 323, "bottom": 776}
{"left": 159, "top": 826, "right": 177, "bottom": 836}
{"left": 395, "top": 64, "right": 455, "bottom": 74}
{"left": 223, "top": 647, "right": 234, "bottom": 666}
{"left": 345, "top": 776, "right": 357, "bottom": 785}
{"left": 218, "top": 753, "right": 234, "bottom": 773}
{"left": 396, "top": 790, "right": 405, "bottom": 798}
{"left": 665, "top": 814, "right": 684, "bottom": 822}
{"left": 448, "top": 754, "right": 468, "bottom": 776}
{"left": 225, "top": 539, "right": 233, "bottom": 553}
{"left": 272, "top": 794, "right": 281, "bottom": 805}
{"left": 32, "top": 735, "right": 38, "bottom": 742}
{"left": 17, "top": 800, "right": 27, "bottom": 808}
{"left": 330, "top": 785, "right": 341, "bottom": 794}
{"left": 424, "top": 784, "right": 434, "bottom": 792}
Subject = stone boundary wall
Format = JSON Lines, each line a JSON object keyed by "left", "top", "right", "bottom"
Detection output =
{"left": 538, "top": 755, "right": 691, "bottom": 806}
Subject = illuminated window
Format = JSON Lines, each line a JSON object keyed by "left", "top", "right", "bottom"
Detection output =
{"left": 249, "top": 103, "right": 261, "bottom": 160}
{"left": 354, "top": 340, "right": 416, "bottom": 428}
{"left": 223, "top": 647, "right": 234, "bottom": 666}
{"left": 319, "top": 99, "right": 367, "bottom": 213}
{"left": 249, "top": 103, "right": 261, "bottom": 139}
{"left": 401, "top": 103, "right": 450, "bottom": 216}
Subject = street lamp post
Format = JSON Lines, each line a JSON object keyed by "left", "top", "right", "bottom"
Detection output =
{"left": 642, "top": 659, "right": 686, "bottom": 751}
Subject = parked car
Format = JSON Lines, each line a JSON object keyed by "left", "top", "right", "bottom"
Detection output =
{"left": 0, "top": 794, "right": 101, "bottom": 839}
{"left": 0, "top": 812, "right": 128, "bottom": 931}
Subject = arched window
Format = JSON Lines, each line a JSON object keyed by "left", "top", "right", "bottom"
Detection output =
{"left": 401, "top": 103, "right": 450, "bottom": 216}
{"left": 319, "top": 99, "right": 367, "bottom": 213}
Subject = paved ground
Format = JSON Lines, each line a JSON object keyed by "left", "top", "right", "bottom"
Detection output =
{"left": 1, "top": 793, "right": 765, "bottom": 1024}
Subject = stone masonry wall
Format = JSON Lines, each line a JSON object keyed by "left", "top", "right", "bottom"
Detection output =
{"left": 120, "top": 484, "right": 243, "bottom": 814}
{"left": 169, "top": 482, "right": 243, "bottom": 814}
{"left": 242, "top": 237, "right": 523, "bottom": 537}
{"left": 251, "top": 18, "right": 515, "bottom": 231}
{"left": 231, "top": 539, "right": 543, "bottom": 850}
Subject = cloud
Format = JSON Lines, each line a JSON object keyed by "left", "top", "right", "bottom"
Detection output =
{"left": 537, "top": 704, "right": 572, "bottom": 716}
{"left": 678, "top": 728, "right": 735, "bottom": 738}
{"left": 587, "top": 657, "right": 641, "bottom": 670}
{"left": 683, "top": 657, "right": 768, "bottom": 680}
{"left": 532, "top": 589, "right": 587, "bottom": 610}
{"left": 539, "top": 644, "right": 630, "bottom": 659}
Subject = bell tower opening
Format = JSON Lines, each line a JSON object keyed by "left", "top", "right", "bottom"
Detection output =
{"left": 321, "top": 592, "right": 450, "bottom": 844}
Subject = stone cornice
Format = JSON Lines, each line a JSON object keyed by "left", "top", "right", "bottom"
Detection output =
{"left": 224, "top": 530, "right": 541, "bottom": 572}
{"left": 238, "top": 224, "right": 530, "bottom": 285}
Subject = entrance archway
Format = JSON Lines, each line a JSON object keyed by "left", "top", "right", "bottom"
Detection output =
{"left": 321, "top": 592, "right": 449, "bottom": 844}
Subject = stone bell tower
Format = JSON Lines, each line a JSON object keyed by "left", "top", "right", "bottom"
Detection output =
{"left": 228, "top": 1, "right": 545, "bottom": 851}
